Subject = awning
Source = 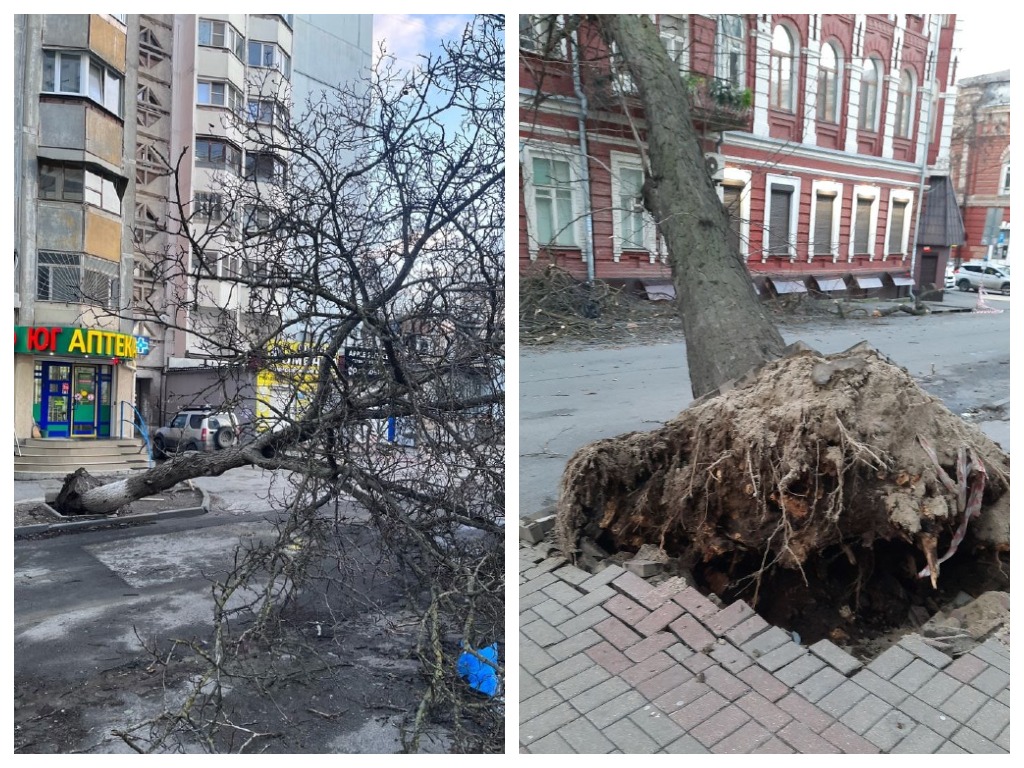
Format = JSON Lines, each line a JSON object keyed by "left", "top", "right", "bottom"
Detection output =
{"left": 813, "top": 277, "right": 846, "bottom": 292}
{"left": 641, "top": 280, "right": 675, "bottom": 301}
{"left": 770, "top": 279, "right": 807, "bottom": 294}
{"left": 853, "top": 276, "right": 884, "bottom": 289}
{"left": 891, "top": 276, "right": 915, "bottom": 286}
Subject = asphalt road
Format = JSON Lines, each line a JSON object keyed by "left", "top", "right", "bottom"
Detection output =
{"left": 519, "top": 292, "right": 1011, "bottom": 517}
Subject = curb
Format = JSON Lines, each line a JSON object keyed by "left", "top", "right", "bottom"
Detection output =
{"left": 14, "top": 486, "right": 210, "bottom": 540}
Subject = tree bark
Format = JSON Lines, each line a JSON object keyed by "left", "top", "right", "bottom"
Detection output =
{"left": 596, "top": 15, "right": 785, "bottom": 398}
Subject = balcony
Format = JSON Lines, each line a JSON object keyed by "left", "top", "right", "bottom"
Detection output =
{"left": 685, "top": 75, "right": 753, "bottom": 133}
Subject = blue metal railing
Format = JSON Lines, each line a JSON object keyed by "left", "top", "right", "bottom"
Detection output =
{"left": 119, "top": 400, "right": 154, "bottom": 467}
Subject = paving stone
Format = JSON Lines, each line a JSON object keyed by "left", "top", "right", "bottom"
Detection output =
{"left": 553, "top": 664, "right": 611, "bottom": 700}
{"left": 530, "top": 731, "right": 575, "bottom": 754}
{"left": 628, "top": 706, "right": 685, "bottom": 748}
{"left": 996, "top": 688, "right": 1010, "bottom": 707}
{"left": 520, "top": 608, "right": 540, "bottom": 627}
{"left": 603, "top": 716, "right": 660, "bottom": 753}
{"left": 968, "top": 664, "right": 1010, "bottom": 697}
{"left": 669, "top": 690, "right": 729, "bottom": 731}
{"left": 820, "top": 721, "right": 880, "bottom": 753}
{"left": 994, "top": 723, "right": 1010, "bottom": 752}
{"left": 664, "top": 735, "right": 710, "bottom": 754}
{"left": 595, "top": 616, "right": 643, "bottom": 651}
{"left": 533, "top": 598, "right": 575, "bottom": 627}
{"left": 564, "top": 585, "right": 616, "bottom": 617}
{"left": 653, "top": 678, "right": 711, "bottom": 714}
{"left": 586, "top": 640, "right": 633, "bottom": 675}
{"left": 671, "top": 586, "right": 719, "bottom": 619}
{"left": 665, "top": 642, "right": 694, "bottom": 664}
{"left": 518, "top": 545, "right": 546, "bottom": 564}
{"left": 725, "top": 614, "right": 770, "bottom": 646}
{"left": 794, "top": 665, "right": 852, "bottom": 704}
{"left": 751, "top": 737, "right": 795, "bottom": 754}
{"left": 965, "top": 699, "right": 1010, "bottom": 740}
{"left": 935, "top": 741, "right": 968, "bottom": 753}
{"left": 579, "top": 563, "right": 627, "bottom": 593}
{"left": 817, "top": 679, "right": 869, "bottom": 718}
{"left": 850, "top": 669, "right": 909, "bottom": 706}
{"left": 890, "top": 722, "right": 945, "bottom": 754}
{"left": 520, "top": 589, "right": 549, "bottom": 612}
{"left": 939, "top": 683, "right": 989, "bottom": 724}
{"left": 776, "top": 692, "right": 834, "bottom": 733}
{"left": 841, "top": 695, "right": 890, "bottom": 735}
{"left": 703, "top": 664, "right": 750, "bottom": 701}
{"left": 552, "top": 563, "right": 591, "bottom": 586}
{"left": 866, "top": 644, "right": 915, "bottom": 680}
{"left": 607, "top": 568, "right": 651, "bottom": 601}
{"left": 915, "top": 671, "right": 961, "bottom": 707}
{"left": 521, "top": 671, "right": 544, "bottom": 701}
{"left": 741, "top": 626, "right": 790, "bottom": 659}
{"left": 950, "top": 726, "right": 1006, "bottom": 754}
{"left": 979, "top": 637, "right": 1010, "bottom": 660}
{"left": 690, "top": 703, "right": 751, "bottom": 748}
{"left": 704, "top": 599, "right": 756, "bottom": 636}
{"left": 774, "top": 652, "right": 826, "bottom": 686}
{"left": 638, "top": 577, "right": 691, "bottom": 609}
{"left": 520, "top": 571, "right": 557, "bottom": 597}
{"left": 710, "top": 719, "right": 773, "bottom": 754}
{"left": 567, "top": 676, "right": 631, "bottom": 715}
{"left": 547, "top": 628, "right": 602, "bottom": 662}
{"left": 624, "top": 559, "right": 661, "bottom": 578}
{"left": 736, "top": 691, "right": 792, "bottom": 731}
{"left": 808, "top": 638, "right": 862, "bottom": 676}
{"left": 682, "top": 651, "right": 715, "bottom": 674}
{"left": 897, "top": 634, "right": 953, "bottom": 669}
{"left": 891, "top": 658, "right": 939, "bottom": 694}
{"left": 585, "top": 690, "right": 649, "bottom": 729}
{"left": 603, "top": 593, "right": 651, "bottom": 626}
{"left": 891, "top": 695, "right": 958, "bottom": 738}
{"left": 520, "top": 702, "right": 579, "bottom": 745}
{"left": 756, "top": 641, "right": 806, "bottom": 673}
{"left": 670, "top": 614, "right": 716, "bottom": 652}
{"left": 777, "top": 720, "right": 841, "bottom": 753}
{"left": 625, "top": 631, "right": 676, "bottom": 663}
{"left": 522, "top": 618, "right": 566, "bottom": 649}
{"left": 635, "top": 601, "right": 684, "bottom": 636}
{"left": 621, "top": 651, "right": 675, "bottom": 686}
{"left": 537, "top": 654, "right": 597, "bottom": 688}
{"left": 520, "top": 689, "right": 564, "bottom": 724}
{"left": 559, "top": 716, "right": 616, "bottom": 754}
{"left": 557, "top": 605, "right": 611, "bottom": 637}
{"left": 945, "top": 652, "right": 987, "bottom": 683}
{"left": 636, "top": 662, "right": 694, "bottom": 701}
{"left": 523, "top": 556, "right": 566, "bottom": 580}
{"left": 709, "top": 639, "right": 753, "bottom": 673}
{"left": 862, "top": 708, "right": 914, "bottom": 751}
{"left": 736, "top": 665, "right": 790, "bottom": 702}
{"left": 969, "top": 643, "right": 1010, "bottom": 674}
{"left": 521, "top": 636, "right": 557, "bottom": 674}
{"left": 541, "top": 580, "right": 585, "bottom": 606}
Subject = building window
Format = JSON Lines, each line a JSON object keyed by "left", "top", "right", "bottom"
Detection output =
{"left": 244, "top": 152, "right": 287, "bottom": 184}
{"left": 895, "top": 69, "right": 915, "bottom": 138}
{"left": 244, "top": 205, "right": 276, "bottom": 237}
{"left": 721, "top": 184, "right": 745, "bottom": 257}
{"left": 764, "top": 175, "right": 801, "bottom": 260}
{"left": 770, "top": 25, "right": 797, "bottom": 112}
{"left": 194, "top": 192, "right": 225, "bottom": 220}
{"left": 659, "top": 15, "right": 689, "bottom": 79}
{"left": 858, "top": 57, "right": 882, "bottom": 131}
{"left": 817, "top": 42, "right": 841, "bottom": 124}
{"left": 198, "top": 18, "right": 245, "bottom": 60}
{"left": 37, "top": 251, "right": 119, "bottom": 308}
{"left": 999, "top": 162, "right": 1010, "bottom": 195}
{"left": 887, "top": 199, "right": 908, "bottom": 254}
{"left": 42, "top": 50, "right": 124, "bottom": 116}
{"left": 519, "top": 15, "right": 566, "bottom": 58}
{"left": 197, "top": 79, "right": 243, "bottom": 112}
{"left": 84, "top": 170, "right": 122, "bottom": 214}
{"left": 813, "top": 191, "right": 838, "bottom": 257}
{"left": 195, "top": 137, "right": 242, "bottom": 173}
{"left": 715, "top": 15, "right": 746, "bottom": 89}
{"left": 248, "top": 41, "right": 292, "bottom": 79}
{"left": 610, "top": 153, "right": 655, "bottom": 260}
{"left": 851, "top": 186, "right": 881, "bottom": 257}
{"left": 532, "top": 156, "right": 576, "bottom": 247}
{"left": 38, "top": 161, "right": 84, "bottom": 202}
{"left": 248, "top": 98, "right": 290, "bottom": 129}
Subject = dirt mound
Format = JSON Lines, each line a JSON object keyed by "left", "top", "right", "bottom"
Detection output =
{"left": 555, "top": 342, "right": 1009, "bottom": 644}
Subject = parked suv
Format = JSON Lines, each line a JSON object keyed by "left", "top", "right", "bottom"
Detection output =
{"left": 954, "top": 263, "right": 1010, "bottom": 294}
{"left": 153, "top": 406, "right": 240, "bottom": 458}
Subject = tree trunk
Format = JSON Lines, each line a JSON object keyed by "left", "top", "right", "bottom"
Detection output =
{"left": 597, "top": 15, "right": 785, "bottom": 398}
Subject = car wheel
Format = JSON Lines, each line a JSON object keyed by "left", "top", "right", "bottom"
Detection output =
{"left": 184, "top": 441, "right": 200, "bottom": 452}
{"left": 215, "top": 427, "right": 236, "bottom": 450}
{"left": 1001, "top": 282, "right": 1010, "bottom": 295}
{"left": 153, "top": 436, "right": 166, "bottom": 459}
{"left": 957, "top": 279, "right": 972, "bottom": 292}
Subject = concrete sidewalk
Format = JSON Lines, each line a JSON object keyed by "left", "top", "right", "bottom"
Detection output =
{"left": 520, "top": 542, "right": 1010, "bottom": 754}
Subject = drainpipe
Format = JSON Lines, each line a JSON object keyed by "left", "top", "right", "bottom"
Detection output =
{"left": 571, "top": 28, "right": 596, "bottom": 284}
{"left": 909, "top": 53, "right": 936, "bottom": 291}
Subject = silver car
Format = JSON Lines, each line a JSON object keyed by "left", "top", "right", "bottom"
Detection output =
{"left": 954, "top": 263, "right": 1010, "bottom": 294}
{"left": 153, "top": 407, "right": 239, "bottom": 457}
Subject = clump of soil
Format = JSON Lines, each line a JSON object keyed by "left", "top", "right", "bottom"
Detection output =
{"left": 555, "top": 342, "right": 1010, "bottom": 646}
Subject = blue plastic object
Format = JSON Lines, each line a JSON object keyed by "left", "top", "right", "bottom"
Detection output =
{"left": 457, "top": 642, "right": 499, "bottom": 697}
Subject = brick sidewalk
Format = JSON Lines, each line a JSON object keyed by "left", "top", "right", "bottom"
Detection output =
{"left": 520, "top": 542, "right": 1010, "bottom": 754}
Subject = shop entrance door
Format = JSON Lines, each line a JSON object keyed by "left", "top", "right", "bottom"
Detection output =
{"left": 71, "top": 364, "right": 98, "bottom": 437}
{"left": 38, "top": 362, "right": 72, "bottom": 438}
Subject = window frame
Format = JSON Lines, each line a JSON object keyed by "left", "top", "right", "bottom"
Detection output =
{"left": 36, "top": 251, "right": 119, "bottom": 308}
{"left": 999, "top": 160, "right": 1010, "bottom": 195}
{"left": 244, "top": 151, "right": 287, "bottom": 185}
{"left": 808, "top": 180, "right": 844, "bottom": 262}
{"left": 522, "top": 143, "right": 584, "bottom": 258}
{"left": 715, "top": 167, "right": 752, "bottom": 261}
{"left": 884, "top": 189, "right": 914, "bottom": 257}
{"left": 769, "top": 24, "right": 797, "bottom": 113}
{"left": 248, "top": 40, "right": 292, "bottom": 79}
{"left": 194, "top": 191, "right": 225, "bottom": 220}
{"left": 198, "top": 18, "right": 245, "bottom": 60}
{"left": 715, "top": 14, "right": 746, "bottom": 89}
{"left": 849, "top": 184, "right": 881, "bottom": 259}
{"left": 196, "top": 79, "right": 243, "bottom": 112}
{"left": 42, "top": 49, "right": 124, "bottom": 117}
{"left": 894, "top": 69, "right": 916, "bottom": 138}
{"left": 659, "top": 15, "right": 690, "bottom": 79}
{"left": 519, "top": 15, "right": 567, "bottom": 59}
{"left": 195, "top": 136, "right": 243, "bottom": 174}
{"left": 858, "top": 57, "right": 883, "bottom": 131}
{"left": 763, "top": 173, "right": 802, "bottom": 262}
{"left": 817, "top": 41, "right": 842, "bottom": 124}
{"left": 610, "top": 151, "right": 656, "bottom": 262}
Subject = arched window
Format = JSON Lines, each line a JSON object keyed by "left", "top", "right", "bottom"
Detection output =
{"left": 858, "top": 57, "right": 882, "bottom": 131}
{"left": 817, "top": 42, "right": 841, "bottom": 123}
{"left": 770, "top": 25, "right": 797, "bottom": 112}
{"left": 895, "top": 69, "right": 916, "bottom": 137}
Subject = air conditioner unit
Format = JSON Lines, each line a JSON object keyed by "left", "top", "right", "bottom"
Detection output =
{"left": 704, "top": 152, "right": 726, "bottom": 181}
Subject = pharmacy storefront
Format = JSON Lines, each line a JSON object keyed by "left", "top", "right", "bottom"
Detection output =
{"left": 14, "top": 325, "right": 138, "bottom": 439}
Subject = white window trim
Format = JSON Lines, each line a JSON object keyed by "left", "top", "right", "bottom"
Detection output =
{"left": 42, "top": 50, "right": 124, "bottom": 117}
{"left": 808, "top": 180, "right": 844, "bottom": 263}
{"left": 659, "top": 15, "right": 690, "bottom": 78}
{"left": 999, "top": 160, "right": 1010, "bottom": 195}
{"left": 849, "top": 184, "right": 881, "bottom": 261}
{"left": 895, "top": 69, "right": 917, "bottom": 138}
{"left": 610, "top": 151, "right": 656, "bottom": 262}
{"left": 858, "top": 57, "right": 883, "bottom": 132}
{"left": 521, "top": 143, "right": 585, "bottom": 260}
{"left": 763, "top": 173, "right": 802, "bottom": 262}
{"left": 884, "top": 188, "right": 914, "bottom": 260}
{"left": 715, "top": 14, "right": 746, "bottom": 88}
{"left": 716, "top": 167, "right": 752, "bottom": 260}
{"left": 519, "top": 15, "right": 567, "bottom": 59}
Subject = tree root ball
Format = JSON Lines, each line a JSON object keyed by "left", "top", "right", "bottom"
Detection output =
{"left": 555, "top": 343, "right": 1009, "bottom": 613}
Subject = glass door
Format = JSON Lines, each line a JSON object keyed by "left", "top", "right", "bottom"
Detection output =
{"left": 71, "top": 364, "right": 97, "bottom": 437}
{"left": 38, "top": 363, "right": 72, "bottom": 437}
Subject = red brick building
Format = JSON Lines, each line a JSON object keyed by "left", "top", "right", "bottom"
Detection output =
{"left": 519, "top": 14, "right": 964, "bottom": 296}
{"left": 949, "top": 71, "right": 1010, "bottom": 264}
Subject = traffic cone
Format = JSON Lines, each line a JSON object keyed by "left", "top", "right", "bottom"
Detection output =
{"left": 975, "top": 285, "right": 1003, "bottom": 314}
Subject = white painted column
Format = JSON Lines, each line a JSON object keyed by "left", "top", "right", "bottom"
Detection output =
{"left": 802, "top": 46, "right": 820, "bottom": 147}
{"left": 752, "top": 15, "right": 773, "bottom": 137}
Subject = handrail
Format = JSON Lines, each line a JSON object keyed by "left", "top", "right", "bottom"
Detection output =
{"left": 14, "top": 428, "right": 22, "bottom": 457}
{"left": 119, "top": 400, "right": 154, "bottom": 467}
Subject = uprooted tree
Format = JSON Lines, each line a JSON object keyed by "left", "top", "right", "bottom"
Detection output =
{"left": 544, "top": 15, "right": 1009, "bottom": 642}
{"left": 57, "top": 15, "right": 504, "bottom": 753}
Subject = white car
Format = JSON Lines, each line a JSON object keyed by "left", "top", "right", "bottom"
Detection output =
{"left": 953, "top": 263, "right": 1010, "bottom": 294}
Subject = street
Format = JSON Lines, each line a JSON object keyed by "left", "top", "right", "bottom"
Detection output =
{"left": 519, "top": 293, "right": 1011, "bottom": 517}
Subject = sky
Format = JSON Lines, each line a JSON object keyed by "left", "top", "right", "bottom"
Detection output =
{"left": 953, "top": 13, "right": 1012, "bottom": 80}
{"left": 372, "top": 14, "right": 475, "bottom": 71}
